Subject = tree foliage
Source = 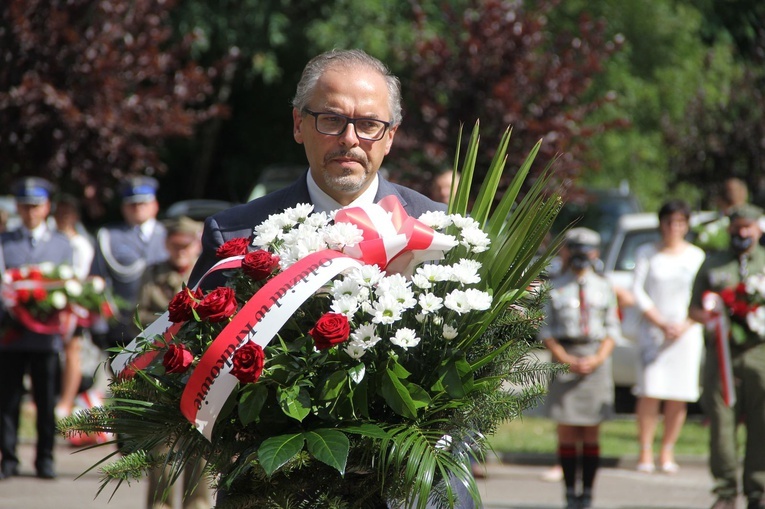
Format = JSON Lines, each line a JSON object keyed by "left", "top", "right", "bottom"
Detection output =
{"left": 390, "top": 0, "right": 624, "bottom": 197}
{"left": 0, "top": 0, "right": 224, "bottom": 219}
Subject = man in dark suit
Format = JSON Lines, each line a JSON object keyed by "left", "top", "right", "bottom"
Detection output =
{"left": 189, "top": 49, "right": 472, "bottom": 508}
{"left": 0, "top": 177, "right": 74, "bottom": 480}
{"left": 91, "top": 176, "right": 168, "bottom": 349}
{"left": 188, "top": 48, "right": 446, "bottom": 286}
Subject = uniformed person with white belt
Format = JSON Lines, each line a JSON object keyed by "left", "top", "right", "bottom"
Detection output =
{"left": 0, "top": 177, "right": 74, "bottom": 480}
{"left": 90, "top": 176, "right": 168, "bottom": 349}
{"left": 539, "top": 227, "right": 620, "bottom": 509}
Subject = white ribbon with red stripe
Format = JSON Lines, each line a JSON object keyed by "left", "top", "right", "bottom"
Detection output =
{"left": 703, "top": 292, "right": 736, "bottom": 407}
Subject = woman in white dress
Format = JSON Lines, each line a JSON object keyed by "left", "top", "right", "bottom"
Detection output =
{"left": 632, "top": 199, "right": 705, "bottom": 474}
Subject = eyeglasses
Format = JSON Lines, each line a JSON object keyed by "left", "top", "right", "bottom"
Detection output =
{"left": 303, "top": 108, "right": 391, "bottom": 141}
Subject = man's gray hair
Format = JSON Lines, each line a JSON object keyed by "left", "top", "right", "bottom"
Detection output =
{"left": 292, "top": 49, "right": 402, "bottom": 126}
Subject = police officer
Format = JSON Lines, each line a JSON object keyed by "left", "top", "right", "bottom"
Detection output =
{"left": 0, "top": 177, "right": 74, "bottom": 480}
{"left": 539, "top": 227, "right": 620, "bottom": 509}
{"left": 690, "top": 204, "right": 765, "bottom": 509}
{"left": 91, "top": 176, "right": 168, "bottom": 350}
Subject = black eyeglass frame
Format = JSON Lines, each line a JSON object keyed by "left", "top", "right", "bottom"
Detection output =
{"left": 302, "top": 108, "right": 392, "bottom": 141}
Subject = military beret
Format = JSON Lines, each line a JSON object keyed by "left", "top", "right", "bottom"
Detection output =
{"left": 565, "top": 227, "right": 601, "bottom": 249}
{"left": 11, "top": 177, "right": 55, "bottom": 205}
{"left": 163, "top": 215, "right": 202, "bottom": 237}
{"left": 119, "top": 176, "right": 159, "bottom": 203}
{"left": 728, "top": 203, "right": 763, "bottom": 223}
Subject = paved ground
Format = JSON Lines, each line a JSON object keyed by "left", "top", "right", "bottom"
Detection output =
{"left": 0, "top": 439, "right": 719, "bottom": 509}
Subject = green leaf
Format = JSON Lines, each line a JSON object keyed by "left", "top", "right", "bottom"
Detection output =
{"left": 319, "top": 370, "right": 347, "bottom": 400}
{"left": 277, "top": 385, "right": 311, "bottom": 422}
{"left": 304, "top": 429, "right": 349, "bottom": 474}
{"left": 348, "top": 362, "right": 366, "bottom": 384}
{"left": 238, "top": 383, "right": 268, "bottom": 426}
{"left": 341, "top": 423, "right": 389, "bottom": 439}
{"left": 257, "top": 433, "right": 304, "bottom": 476}
{"left": 380, "top": 368, "right": 418, "bottom": 419}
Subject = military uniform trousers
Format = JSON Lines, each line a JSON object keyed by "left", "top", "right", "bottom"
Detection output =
{"left": 701, "top": 341, "right": 765, "bottom": 500}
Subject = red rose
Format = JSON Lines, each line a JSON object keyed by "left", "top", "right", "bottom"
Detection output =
{"left": 196, "top": 287, "right": 238, "bottom": 322}
{"left": 168, "top": 286, "right": 202, "bottom": 323}
{"left": 309, "top": 312, "right": 351, "bottom": 350}
{"left": 216, "top": 238, "right": 250, "bottom": 259}
{"left": 17, "top": 289, "right": 31, "bottom": 303}
{"left": 32, "top": 287, "right": 47, "bottom": 301}
{"left": 28, "top": 268, "right": 43, "bottom": 281}
{"left": 163, "top": 343, "right": 194, "bottom": 374}
{"left": 230, "top": 341, "right": 265, "bottom": 384}
{"left": 242, "top": 250, "right": 279, "bottom": 280}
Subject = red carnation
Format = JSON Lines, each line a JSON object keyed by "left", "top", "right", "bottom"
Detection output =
{"left": 309, "top": 312, "right": 351, "bottom": 350}
{"left": 230, "top": 341, "right": 265, "bottom": 384}
{"left": 196, "top": 287, "right": 238, "bottom": 322}
{"left": 242, "top": 250, "right": 279, "bottom": 281}
{"left": 216, "top": 238, "right": 250, "bottom": 259}
{"left": 163, "top": 343, "right": 194, "bottom": 374}
{"left": 168, "top": 286, "right": 202, "bottom": 323}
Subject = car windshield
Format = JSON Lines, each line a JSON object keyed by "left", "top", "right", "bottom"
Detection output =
{"left": 614, "top": 228, "right": 660, "bottom": 271}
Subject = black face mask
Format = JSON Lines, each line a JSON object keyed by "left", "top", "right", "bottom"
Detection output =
{"left": 731, "top": 234, "right": 754, "bottom": 253}
{"left": 569, "top": 253, "right": 591, "bottom": 270}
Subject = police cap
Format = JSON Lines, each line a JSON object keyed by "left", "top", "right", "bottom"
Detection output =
{"left": 728, "top": 203, "right": 763, "bottom": 223}
{"left": 120, "top": 176, "right": 159, "bottom": 204}
{"left": 11, "top": 177, "right": 55, "bottom": 205}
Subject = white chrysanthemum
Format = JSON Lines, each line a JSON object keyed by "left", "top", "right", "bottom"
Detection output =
{"left": 51, "top": 291, "right": 68, "bottom": 310}
{"left": 349, "top": 264, "right": 385, "bottom": 288}
{"left": 331, "top": 278, "right": 362, "bottom": 299}
{"left": 390, "top": 327, "right": 420, "bottom": 349}
{"left": 252, "top": 222, "right": 282, "bottom": 247}
{"left": 415, "top": 263, "right": 452, "bottom": 285}
{"left": 370, "top": 294, "right": 404, "bottom": 325}
{"left": 465, "top": 288, "right": 492, "bottom": 311}
{"left": 444, "top": 289, "right": 471, "bottom": 314}
{"left": 331, "top": 295, "right": 360, "bottom": 317}
{"left": 377, "top": 274, "right": 416, "bottom": 308}
{"left": 18, "top": 266, "right": 30, "bottom": 278}
{"left": 745, "top": 274, "right": 765, "bottom": 300}
{"left": 305, "top": 212, "right": 330, "bottom": 229}
{"left": 65, "top": 279, "right": 83, "bottom": 297}
{"left": 747, "top": 307, "right": 765, "bottom": 337}
{"left": 286, "top": 203, "right": 314, "bottom": 222}
{"left": 460, "top": 226, "right": 491, "bottom": 252}
{"left": 271, "top": 211, "right": 297, "bottom": 231}
{"left": 411, "top": 274, "right": 433, "bottom": 289}
{"left": 90, "top": 276, "right": 106, "bottom": 293}
{"left": 344, "top": 340, "right": 367, "bottom": 360}
{"left": 38, "top": 262, "right": 55, "bottom": 275}
{"left": 58, "top": 265, "right": 75, "bottom": 280}
{"left": 418, "top": 293, "right": 443, "bottom": 314}
{"left": 450, "top": 214, "right": 481, "bottom": 230}
{"left": 325, "top": 222, "right": 364, "bottom": 250}
{"left": 350, "top": 323, "right": 381, "bottom": 347}
{"left": 450, "top": 259, "right": 482, "bottom": 285}
{"left": 442, "top": 324, "right": 458, "bottom": 340}
{"left": 415, "top": 313, "right": 426, "bottom": 323}
{"left": 432, "top": 315, "right": 444, "bottom": 326}
{"left": 418, "top": 210, "right": 453, "bottom": 230}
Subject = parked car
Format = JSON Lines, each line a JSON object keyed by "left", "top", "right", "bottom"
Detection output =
{"left": 601, "top": 211, "right": 716, "bottom": 406}
{"left": 0, "top": 195, "right": 21, "bottom": 232}
{"left": 163, "top": 199, "right": 238, "bottom": 222}
{"left": 247, "top": 164, "right": 306, "bottom": 202}
{"left": 552, "top": 185, "right": 642, "bottom": 250}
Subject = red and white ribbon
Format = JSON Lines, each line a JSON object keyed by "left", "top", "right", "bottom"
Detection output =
{"left": 703, "top": 292, "right": 736, "bottom": 407}
{"left": 335, "top": 195, "right": 456, "bottom": 275}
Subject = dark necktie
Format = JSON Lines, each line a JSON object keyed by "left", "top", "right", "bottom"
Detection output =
{"left": 739, "top": 255, "right": 749, "bottom": 281}
{"left": 578, "top": 279, "right": 589, "bottom": 337}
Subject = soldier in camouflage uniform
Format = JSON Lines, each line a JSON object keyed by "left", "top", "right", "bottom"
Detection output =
{"left": 690, "top": 204, "right": 765, "bottom": 509}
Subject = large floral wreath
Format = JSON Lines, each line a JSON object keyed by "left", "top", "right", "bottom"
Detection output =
{"left": 61, "top": 125, "right": 564, "bottom": 509}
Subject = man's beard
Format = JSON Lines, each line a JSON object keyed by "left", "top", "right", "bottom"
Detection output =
{"left": 321, "top": 150, "right": 371, "bottom": 193}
